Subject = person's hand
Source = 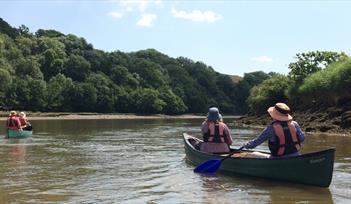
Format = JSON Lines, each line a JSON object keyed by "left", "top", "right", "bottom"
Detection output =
{"left": 242, "top": 142, "right": 249, "bottom": 149}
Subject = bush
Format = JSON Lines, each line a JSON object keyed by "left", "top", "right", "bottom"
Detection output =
{"left": 248, "top": 75, "right": 290, "bottom": 114}
{"left": 298, "top": 57, "right": 351, "bottom": 107}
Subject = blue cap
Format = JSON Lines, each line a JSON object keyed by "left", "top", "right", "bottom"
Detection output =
{"left": 207, "top": 107, "right": 222, "bottom": 121}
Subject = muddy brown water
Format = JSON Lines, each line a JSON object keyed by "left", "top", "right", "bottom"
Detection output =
{"left": 0, "top": 118, "right": 350, "bottom": 203}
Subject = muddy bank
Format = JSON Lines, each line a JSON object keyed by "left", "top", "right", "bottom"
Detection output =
{"left": 2, "top": 110, "right": 350, "bottom": 136}
{"left": 0, "top": 111, "right": 205, "bottom": 121}
{"left": 233, "top": 107, "right": 351, "bottom": 136}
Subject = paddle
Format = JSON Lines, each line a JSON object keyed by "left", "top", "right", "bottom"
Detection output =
{"left": 194, "top": 146, "right": 244, "bottom": 173}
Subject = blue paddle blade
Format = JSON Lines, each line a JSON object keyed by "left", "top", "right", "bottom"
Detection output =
{"left": 194, "top": 159, "right": 221, "bottom": 173}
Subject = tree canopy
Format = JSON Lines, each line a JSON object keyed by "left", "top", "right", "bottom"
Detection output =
{"left": 0, "top": 19, "right": 242, "bottom": 114}
{"left": 1, "top": 18, "right": 349, "bottom": 115}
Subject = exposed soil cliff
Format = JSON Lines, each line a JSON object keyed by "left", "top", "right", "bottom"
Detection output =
{"left": 233, "top": 106, "right": 351, "bottom": 135}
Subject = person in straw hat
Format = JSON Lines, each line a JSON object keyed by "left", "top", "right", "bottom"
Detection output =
{"left": 199, "top": 107, "right": 233, "bottom": 153}
{"left": 243, "top": 103, "right": 305, "bottom": 158}
{"left": 19, "top": 112, "right": 32, "bottom": 131}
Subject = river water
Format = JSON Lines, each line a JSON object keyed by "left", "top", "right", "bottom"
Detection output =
{"left": 0, "top": 118, "right": 350, "bottom": 203}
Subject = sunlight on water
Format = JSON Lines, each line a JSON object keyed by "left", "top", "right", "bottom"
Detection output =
{"left": 0, "top": 118, "right": 350, "bottom": 203}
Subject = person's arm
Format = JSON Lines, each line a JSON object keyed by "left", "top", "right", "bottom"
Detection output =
{"left": 19, "top": 118, "right": 26, "bottom": 128}
{"left": 223, "top": 124, "right": 233, "bottom": 146}
{"left": 293, "top": 121, "right": 305, "bottom": 143}
{"left": 16, "top": 118, "right": 23, "bottom": 130}
{"left": 244, "top": 126, "right": 274, "bottom": 149}
{"left": 201, "top": 121, "right": 208, "bottom": 134}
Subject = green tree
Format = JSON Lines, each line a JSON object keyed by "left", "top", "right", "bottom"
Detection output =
{"left": 40, "top": 48, "right": 65, "bottom": 80}
{"left": 248, "top": 75, "right": 291, "bottom": 114}
{"left": 82, "top": 49, "right": 109, "bottom": 73}
{"left": 0, "top": 35, "right": 22, "bottom": 61}
{"left": 87, "top": 73, "right": 115, "bottom": 112}
{"left": 132, "top": 49, "right": 173, "bottom": 67}
{"left": 0, "top": 69, "right": 12, "bottom": 108}
{"left": 131, "top": 88, "right": 166, "bottom": 113}
{"left": 111, "top": 65, "right": 129, "bottom": 85}
{"left": 59, "top": 34, "right": 93, "bottom": 54}
{"left": 15, "top": 36, "right": 37, "bottom": 56}
{"left": 27, "top": 78, "right": 47, "bottom": 111}
{"left": 14, "top": 56, "right": 44, "bottom": 80}
{"left": 167, "top": 60, "right": 210, "bottom": 113}
{"left": 36, "top": 37, "right": 66, "bottom": 56}
{"left": 0, "top": 17, "right": 19, "bottom": 38}
{"left": 18, "top": 25, "right": 31, "bottom": 37}
{"left": 130, "top": 59, "right": 166, "bottom": 88}
{"left": 113, "top": 86, "right": 132, "bottom": 113}
{"left": 288, "top": 51, "right": 347, "bottom": 82}
{"left": 46, "top": 74, "right": 74, "bottom": 111}
{"left": 159, "top": 87, "right": 187, "bottom": 114}
{"left": 297, "top": 57, "right": 351, "bottom": 107}
{"left": 108, "top": 51, "right": 133, "bottom": 69}
{"left": 69, "top": 82, "right": 97, "bottom": 112}
{"left": 235, "top": 71, "right": 270, "bottom": 114}
{"left": 35, "top": 29, "right": 64, "bottom": 38}
{"left": 63, "top": 54, "right": 91, "bottom": 81}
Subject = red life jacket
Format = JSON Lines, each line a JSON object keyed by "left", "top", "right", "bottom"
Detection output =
{"left": 269, "top": 121, "right": 301, "bottom": 156}
{"left": 7, "top": 116, "right": 20, "bottom": 129}
{"left": 203, "top": 122, "right": 226, "bottom": 143}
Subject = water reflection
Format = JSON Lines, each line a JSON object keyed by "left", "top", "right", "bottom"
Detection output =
{"left": 192, "top": 164, "right": 333, "bottom": 204}
{"left": 8, "top": 140, "right": 27, "bottom": 161}
{"left": 268, "top": 185, "right": 332, "bottom": 204}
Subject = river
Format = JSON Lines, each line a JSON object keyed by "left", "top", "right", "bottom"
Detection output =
{"left": 0, "top": 118, "right": 350, "bottom": 203}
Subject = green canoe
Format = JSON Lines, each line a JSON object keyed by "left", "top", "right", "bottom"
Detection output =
{"left": 6, "top": 129, "right": 33, "bottom": 139}
{"left": 183, "top": 133, "right": 335, "bottom": 187}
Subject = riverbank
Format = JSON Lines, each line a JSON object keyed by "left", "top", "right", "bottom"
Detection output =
{"left": 233, "top": 109, "right": 351, "bottom": 136}
{"left": 0, "top": 111, "right": 206, "bottom": 121}
{"left": 2, "top": 111, "right": 350, "bottom": 135}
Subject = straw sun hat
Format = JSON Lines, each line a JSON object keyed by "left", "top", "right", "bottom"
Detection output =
{"left": 267, "top": 103, "right": 293, "bottom": 121}
{"left": 19, "top": 112, "right": 26, "bottom": 118}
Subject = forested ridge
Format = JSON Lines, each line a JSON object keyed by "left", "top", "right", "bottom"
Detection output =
{"left": 1, "top": 17, "right": 351, "bottom": 130}
{"left": 0, "top": 18, "right": 247, "bottom": 114}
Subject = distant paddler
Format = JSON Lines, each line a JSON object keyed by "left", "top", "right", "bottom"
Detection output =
{"left": 19, "top": 112, "right": 33, "bottom": 131}
{"left": 6, "top": 111, "right": 22, "bottom": 131}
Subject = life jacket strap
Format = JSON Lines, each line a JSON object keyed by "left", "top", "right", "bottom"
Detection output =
{"left": 207, "top": 122, "right": 225, "bottom": 143}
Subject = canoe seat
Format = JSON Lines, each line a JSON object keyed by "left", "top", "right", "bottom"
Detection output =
{"left": 188, "top": 138, "right": 201, "bottom": 150}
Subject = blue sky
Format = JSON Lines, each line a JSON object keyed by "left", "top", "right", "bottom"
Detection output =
{"left": 1, "top": 0, "right": 350, "bottom": 76}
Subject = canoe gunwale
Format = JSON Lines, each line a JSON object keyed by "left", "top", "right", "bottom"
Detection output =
{"left": 6, "top": 129, "right": 33, "bottom": 139}
{"left": 183, "top": 133, "right": 336, "bottom": 161}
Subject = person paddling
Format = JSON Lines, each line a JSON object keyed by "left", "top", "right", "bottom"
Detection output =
{"left": 243, "top": 103, "right": 305, "bottom": 158}
{"left": 19, "top": 112, "right": 32, "bottom": 131}
{"left": 6, "top": 111, "right": 22, "bottom": 131}
{"left": 199, "top": 107, "right": 233, "bottom": 153}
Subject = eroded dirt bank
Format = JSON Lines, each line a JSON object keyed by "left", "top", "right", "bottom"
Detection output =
{"left": 233, "top": 107, "right": 351, "bottom": 136}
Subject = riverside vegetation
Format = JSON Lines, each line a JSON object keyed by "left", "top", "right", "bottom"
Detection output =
{"left": 0, "top": 18, "right": 350, "bottom": 134}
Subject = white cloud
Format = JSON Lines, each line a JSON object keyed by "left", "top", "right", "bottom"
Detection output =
{"left": 121, "top": 0, "right": 148, "bottom": 12}
{"left": 108, "top": 11, "right": 123, "bottom": 19}
{"left": 250, "top": 56, "right": 273, "bottom": 62}
{"left": 108, "top": 0, "right": 163, "bottom": 26}
{"left": 119, "top": 0, "right": 163, "bottom": 12}
{"left": 171, "top": 8, "right": 222, "bottom": 23}
{"left": 137, "top": 13, "right": 157, "bottom": 27}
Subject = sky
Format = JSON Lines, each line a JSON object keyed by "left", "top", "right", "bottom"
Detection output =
{"left": 1, "top": 0, "right": 351, "bottom": 76}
